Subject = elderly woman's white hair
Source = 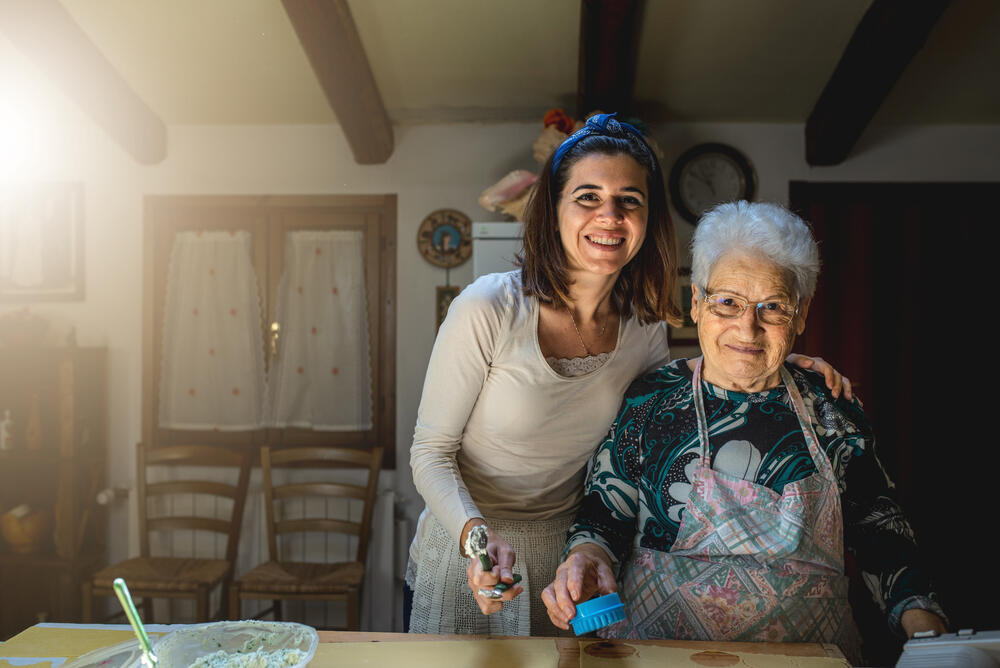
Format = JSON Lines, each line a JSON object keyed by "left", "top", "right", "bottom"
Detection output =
{"left": 690, "top": 201, "right": 820, "bottom": 302}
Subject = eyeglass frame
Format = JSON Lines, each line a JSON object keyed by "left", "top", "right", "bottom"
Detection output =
{"left": 700, "top": 289, "right": 800, "bottom": 326}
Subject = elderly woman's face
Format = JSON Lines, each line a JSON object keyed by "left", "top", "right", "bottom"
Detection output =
{"left": 692, "top": 252, "right": 810, "bottom": 392}
{"left": 557, "top": 153, "right": 649, "bottom": 279}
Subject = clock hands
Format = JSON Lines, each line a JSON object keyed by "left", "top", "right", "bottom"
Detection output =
{"left": 669, "top": 143, "right": 756, "bottom": 224}
{"left": 690, "top": 166, "right": 716, "bottom": 197}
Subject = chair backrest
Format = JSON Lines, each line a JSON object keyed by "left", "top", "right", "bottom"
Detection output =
{"left": 261, "top": 445, "right": 383, "bottom": 565}
{"left": 136, "top": 443, "right": 253, "bottom": 563}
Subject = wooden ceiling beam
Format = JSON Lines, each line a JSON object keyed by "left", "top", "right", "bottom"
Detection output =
{"left": 577, "top": 0, "right": 644, "bottom": 119}
{"left": 805, "top": 0, "right": 952, "bottom": 166}
{"left": 282, "top": 0, "right": 393, "bottom": 165}
{"left": 0, "top": 0, "right": 167, "bottom": 164}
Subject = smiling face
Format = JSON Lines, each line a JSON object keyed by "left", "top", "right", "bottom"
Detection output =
{"left": 692, "top": 252, "right": 810, "bottom": 392}
{"left": 556, "top": 153, "right": 649, "bottom": 281}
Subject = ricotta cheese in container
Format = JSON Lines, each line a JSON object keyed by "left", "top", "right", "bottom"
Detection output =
{"left": 151, "top": 621, "right": 318, "bottom": 668}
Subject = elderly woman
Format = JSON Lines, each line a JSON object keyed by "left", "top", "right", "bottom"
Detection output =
{"left": 541, "top": 201, "right": 947, "bottom": 662}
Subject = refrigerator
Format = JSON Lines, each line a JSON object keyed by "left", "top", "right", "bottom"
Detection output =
{"left": 472, "top": 222, "right": 523, "bottom": 279}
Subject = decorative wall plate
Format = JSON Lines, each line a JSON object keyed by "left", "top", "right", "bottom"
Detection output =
{"left": 417, "top": 209, "right": 472, "bottom": 268}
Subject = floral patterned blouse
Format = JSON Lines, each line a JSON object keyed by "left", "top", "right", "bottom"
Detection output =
{"left": 565, "top": 359, "right": 947, "bottom": 635}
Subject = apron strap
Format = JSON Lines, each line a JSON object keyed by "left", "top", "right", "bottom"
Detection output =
{"left": 778, "top": 365, "right": 835, "bottom": 481}
{"left": 692, "top": 358, "right": 712, "bottom": 465}
{"left": 692, "top": 359, "right": 833, "bottom": 481}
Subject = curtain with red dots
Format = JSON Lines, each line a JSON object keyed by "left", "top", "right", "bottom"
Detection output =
{"left": 158, "top": 230, "right": 267, "bottom": 429}
{"left": 266, "top": 229, "right": 372, "bottom": 430}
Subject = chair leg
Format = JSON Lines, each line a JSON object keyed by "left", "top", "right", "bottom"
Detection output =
{"left": 196, "top": 587, "right": 209, "bottom": 621}
{"left": 273, "top": 599, "right": 283, "bottom": 621}
{"left": 347, "top": 591, "right": 359, "bottom": 631}
{"left": 81, "top": 582, "right": 93, "bottom": 623}
{"left": 228, "top": 583, "right": 240, "bottom": 621}
{"left": 142, "top": 597, "right": 154, "bottom": 624}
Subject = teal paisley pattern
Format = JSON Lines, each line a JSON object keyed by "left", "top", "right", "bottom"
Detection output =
{"left": 566, "top": 359, "right": 946, "bottom": 635}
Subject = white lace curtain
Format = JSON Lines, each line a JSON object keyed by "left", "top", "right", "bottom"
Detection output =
{"left": 267, "top": 229, "right": 372, "bottom": 430}
{"left": 159, "top": 231, "right": 267, "bottom": 430}
{"left": 158, "top": 229, "right": 372, "bottom": 431}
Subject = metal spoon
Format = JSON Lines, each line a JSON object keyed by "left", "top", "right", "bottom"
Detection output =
{"left": 464, "top": 525, "right": 521, "bottom": 599}
{"left": 112, "top": 577, "right": 159, "bottom": 668}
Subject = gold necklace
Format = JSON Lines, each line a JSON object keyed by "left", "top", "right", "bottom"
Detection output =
{"left": 566, "top": 304, "right": 608, "bottom": 357}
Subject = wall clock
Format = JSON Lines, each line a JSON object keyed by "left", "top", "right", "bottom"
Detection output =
{"left": 417, "top": 209, "right": 472, "bottom": 268}
{"left": 668, "top": 143, "right": 757, "bottom": 224}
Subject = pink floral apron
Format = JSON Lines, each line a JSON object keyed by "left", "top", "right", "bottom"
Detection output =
{"left": 608, "top": 359, "right": 862, "bottom": 663}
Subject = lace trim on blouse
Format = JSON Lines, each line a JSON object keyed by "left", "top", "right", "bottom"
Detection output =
{"left": 545, "top": 351, "right": 612, "bottom": 377}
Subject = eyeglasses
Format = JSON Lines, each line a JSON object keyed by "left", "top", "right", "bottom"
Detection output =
{"left": 704, "top": 292, "right": 798, "bottom": 326}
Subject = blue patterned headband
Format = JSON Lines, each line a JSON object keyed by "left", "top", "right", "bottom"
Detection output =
{"left": 550, "top": 112, "right": 656, "bottom": 175}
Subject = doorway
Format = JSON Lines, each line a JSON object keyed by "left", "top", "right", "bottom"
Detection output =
{"left": 789, "top": 182, "right": 997, "bottom": 658}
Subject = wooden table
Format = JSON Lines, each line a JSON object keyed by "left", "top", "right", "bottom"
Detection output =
{"left": 0, "top": 624, "right": 847, "bottom": 668}
{"left": 319, "top": 630, "right": 845, "bottom": 667}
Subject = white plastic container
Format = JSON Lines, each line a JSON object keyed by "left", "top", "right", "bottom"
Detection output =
{"left": 63, "top": 639, "right": 145, "bottom": 668}
{"left": 472, "top": 221, "right": 523, "bottom": 279}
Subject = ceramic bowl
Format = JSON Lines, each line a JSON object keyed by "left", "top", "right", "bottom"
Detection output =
{"left": 0, "top": 508, "right": 52, "bottom": 553}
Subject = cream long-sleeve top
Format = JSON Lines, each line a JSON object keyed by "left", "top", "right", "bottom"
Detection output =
{"left": 409, "top": 270, "right": 670, "bottom": 551}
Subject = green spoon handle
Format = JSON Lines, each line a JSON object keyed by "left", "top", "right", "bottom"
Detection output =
{"left": 493, "top": 573, "right": 522, "bottom": 593}
{"left": 112, "top": 578, "right": 158, "bottom": 667}
{"left": 477, "top": 553, "right": 493, "bottom": 572}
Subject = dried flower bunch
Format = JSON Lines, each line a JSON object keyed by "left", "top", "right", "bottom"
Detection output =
{"left": 478, "top": 109, "right": 660, "bottom": 222}
{"left": 478, "top": 108, "right": 579, "bottom": 221}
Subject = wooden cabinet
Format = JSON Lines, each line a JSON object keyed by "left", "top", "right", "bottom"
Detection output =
{"left": 0, "top": 346, "right": 106, "bottom": 640}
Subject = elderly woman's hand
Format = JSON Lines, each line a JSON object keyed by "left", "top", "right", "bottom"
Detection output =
{"left": 462, "top": 520, "right": 522, "bottom": 615}
{"left": 786, "top": 353, "right": 856, "bottom": 402}
{"left": 541, "top": 544, "right": 618, "bottom": 630}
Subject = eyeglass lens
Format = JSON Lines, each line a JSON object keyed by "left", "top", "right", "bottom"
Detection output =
{"left": 706, "top": 294, "right": 795, "bottom": 325}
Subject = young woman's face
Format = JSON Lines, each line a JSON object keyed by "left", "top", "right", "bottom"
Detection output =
{"left": 556, "top": 153, "right": 649, "bottom": 279}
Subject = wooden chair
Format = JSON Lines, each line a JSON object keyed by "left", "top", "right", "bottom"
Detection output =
{"left": 82, "top": 443, "right": 252, "bottom": 622}
{"left": 229, "top": 445, "right": 382, "bottom": 629}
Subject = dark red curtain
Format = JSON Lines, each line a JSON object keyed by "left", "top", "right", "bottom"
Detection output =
{"left": 789, "top": 182, "right": 997, "bottom": 654}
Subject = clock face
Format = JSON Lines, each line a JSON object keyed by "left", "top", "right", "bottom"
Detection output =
{"left": 669, "top": 143, "right": 756, "bottom": 224}
{"left": 679, "top": 154, "right": 747, "bottom": 218}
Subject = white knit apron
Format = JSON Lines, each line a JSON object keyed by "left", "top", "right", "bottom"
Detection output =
{"left": 407, "top": 511, "right": 575, "bottom": 637}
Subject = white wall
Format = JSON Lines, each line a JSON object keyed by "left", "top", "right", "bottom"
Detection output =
{"left": 655, "top": 122, "right": 1000, "bottom": 254}
{"left": 4, "top": 65, "right": 1000, "bottom": 569}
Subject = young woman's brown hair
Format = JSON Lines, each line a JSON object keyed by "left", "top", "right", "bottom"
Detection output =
{"left": 518, "top": 127, "right": 683, "bottom": 327}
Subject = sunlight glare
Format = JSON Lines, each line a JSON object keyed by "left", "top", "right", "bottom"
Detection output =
{"left": 0, "top": 97, "right": 44, "bottom": 179}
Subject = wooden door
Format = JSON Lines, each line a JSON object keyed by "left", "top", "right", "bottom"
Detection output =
{"left": 265, "top": 197, "right": 395, "bottom": 452}
{"left": 144, "top": 197, "right": 269, "bottom": 449}
{"left": 789, "top": 181, "right": 998, "bottom": 657}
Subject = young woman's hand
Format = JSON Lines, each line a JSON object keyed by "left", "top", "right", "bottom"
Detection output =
{"left": 461, "top": 519, "right": 522, "bottom": 615}
{"left": 786, "top": 353, "right": 857, "bottom": 402}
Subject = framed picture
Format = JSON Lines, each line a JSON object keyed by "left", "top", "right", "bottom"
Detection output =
{"left": 668, "top": 267, "right": 698, "bottom": 345}
{"left": 0, "top": 183, "right": 85, "bottom": 302}
{"left": 435, "top": 285, "right": 462, "bottom": 332}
